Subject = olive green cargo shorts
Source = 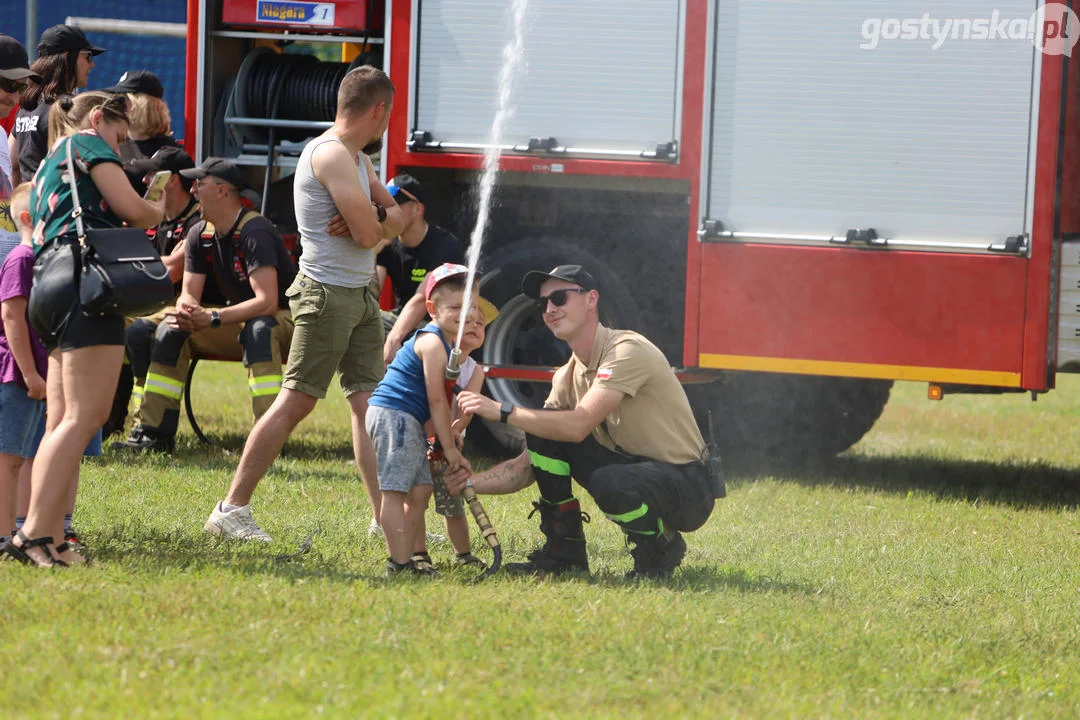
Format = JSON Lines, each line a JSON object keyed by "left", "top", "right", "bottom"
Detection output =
{"left": 282, "top": 273, "right": 385, "bottom": 399}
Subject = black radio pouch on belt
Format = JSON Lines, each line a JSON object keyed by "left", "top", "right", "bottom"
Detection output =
{"left": 705, "top": 410, "right": 726, "bottom": 499}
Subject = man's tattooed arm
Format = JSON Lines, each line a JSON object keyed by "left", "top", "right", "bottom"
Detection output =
{"left": 451, "top": 450, "right": 535, "bottom": 495}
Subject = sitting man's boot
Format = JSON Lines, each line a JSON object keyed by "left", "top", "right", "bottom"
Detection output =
{"left": 625, "top": 529, "right": 687, "bottom": 580}
{"left": 506, "top": 498, "right": 590, "bottom": 574}
{"left": 111, "top": 425, "right": 176, "bottom": 454}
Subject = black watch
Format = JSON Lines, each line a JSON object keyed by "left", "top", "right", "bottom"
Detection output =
{"left": 499, "top": 401, "right": 514, "bottom": 424}
{"left": 210, "top": 310, "right": 222, "bottom": 328}
{"left": 375, "top": 203, "right": 387, "bottom": 223}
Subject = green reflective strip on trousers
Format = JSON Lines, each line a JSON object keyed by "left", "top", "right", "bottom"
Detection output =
{"left": 145, "top": 373, "right": 184, "bottom": 400}
{"left": 528, "top": 450, "right": 570, "bottom": 477}
{"left": 606, "top": 502, "right": 650, "bottom": 524}
{"left": 249, "top": 375, "right": 283, "bottom": 397}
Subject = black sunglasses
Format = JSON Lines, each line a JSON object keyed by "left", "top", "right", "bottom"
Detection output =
{"left": 0, "top": 78, "right": 28, "bottom": 94}
{"left": 534, "top": 287, "right": 587, "bottom": 313}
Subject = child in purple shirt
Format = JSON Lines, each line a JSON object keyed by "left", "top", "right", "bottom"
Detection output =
{"left": 0, "top": 183, "right": 47, "bottom": 545}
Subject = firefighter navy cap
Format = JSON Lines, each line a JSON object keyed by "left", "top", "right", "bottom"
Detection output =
{"left": 180, "top": 157, "right": 246, "bottom": 190}
{"left": 102, "top": 70, "right": 164, "bottom": 99}
{"left": 37, "top": 25, "right": 106, "bottom": 58}
{"left": 128, "top": 146, "right": 195, "bottom": 176}
{"left": 0, "top": 35, "right": 41, "bottom": 82}
{"left": 387, "top": 174, "right": 427, "bottom": 205}
{"left": 522, "top": 265, "right": 598, "bottom": 299}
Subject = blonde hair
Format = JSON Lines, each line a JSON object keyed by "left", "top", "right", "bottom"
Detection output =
{"left": 47, "top": 91, "right": 129, "bottom": 147}
{"left": 126, "top": 92, "right": 171, "bottom": 139}
{"left": 10, "top": 182, "right": 33, "bottom": 230}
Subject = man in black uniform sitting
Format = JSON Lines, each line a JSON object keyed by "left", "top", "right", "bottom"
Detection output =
{"left": 115, "top": 158, "right": 296, "bottom": 452}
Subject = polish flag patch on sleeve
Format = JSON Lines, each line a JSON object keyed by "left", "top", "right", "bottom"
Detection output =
{"left": 596, "top": 368, "right": 613, "bottom": 381}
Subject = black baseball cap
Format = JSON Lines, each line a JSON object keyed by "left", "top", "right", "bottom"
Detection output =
{"left": 180, "top": 157, "right": 246, "bottom": 190}
{"left": 37, "top": 25, "right": 106, "bottom": 58}
{"left": 522, "top": 265, "right": 598, "bottom": 299}
{"left": 387, "top": 173, "right": 427, "bottom": 205}
{"left": 0, "top": 36, "right": 41, "bottom": 82}
{"left": 102, "top": 70, "right": 164, "bottom": 99}
{"left": 128, "top": 146, "right": 195, "bottom": 176}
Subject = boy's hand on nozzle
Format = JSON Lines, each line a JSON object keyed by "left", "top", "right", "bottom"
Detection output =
{"left": 445, "top": 448, "right": 472, "bottom": 477}
{"left": 444, "top": 466, "right": 470, "bottom": 495}
{"left": 24, "top": 372, "right": 46, "bottom": 400}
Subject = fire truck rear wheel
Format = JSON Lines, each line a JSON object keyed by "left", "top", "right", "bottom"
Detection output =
{"left": 470, "top": 240, "right": 643, "bottom": 457}
{"left": 689, "top": 373, "right": 893, "bottom": 467}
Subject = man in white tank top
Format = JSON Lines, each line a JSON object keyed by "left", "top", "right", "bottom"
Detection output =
{"left": 205, "top": 66, "right": 404, "bottom": 542}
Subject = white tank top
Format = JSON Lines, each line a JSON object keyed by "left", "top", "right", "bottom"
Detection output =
{"left": 293, "top": 135, "right": 375, "bottom": 288}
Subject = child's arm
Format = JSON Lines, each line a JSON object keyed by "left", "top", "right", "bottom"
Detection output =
{"left": 1, "top": 297, "right": 45, "bottom": 400}
{"left": 451, "top": 369, "right": 485, "bottom": 436}
{"left": 415, "top": 333, "right": 472, "bottom": 475}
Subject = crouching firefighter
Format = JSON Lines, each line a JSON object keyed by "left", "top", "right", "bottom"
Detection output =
{"left": 455, "top": 265, "right": 725, "bottom": 579}
{"left": 114, "top": 158, "right": 296, "bottom": 452}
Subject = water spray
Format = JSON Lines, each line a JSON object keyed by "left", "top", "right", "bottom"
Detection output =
{"left": 442, "top": 345, "right": 502, "bottom": 580}
{"left": 455, "top": 0, "right": 529, "bottom": 349}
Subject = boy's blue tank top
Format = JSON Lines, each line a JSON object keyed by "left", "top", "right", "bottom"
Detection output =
{"left": 369, "top": 322, "right": 452, "bottom": 424}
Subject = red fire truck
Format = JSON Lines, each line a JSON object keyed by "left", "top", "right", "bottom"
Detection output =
{"left": 183, "top": 0, "right": 1080, "bottom": 461}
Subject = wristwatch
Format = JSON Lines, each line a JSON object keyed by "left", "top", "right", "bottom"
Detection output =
{"left": 210, "top": 310, "right": 222, "bottom": 328}
{"left": 499, "top": 401, "right": 514, "bottom": 424}
{"left": 375, "top": 203, "right": 387, "bottom": 223}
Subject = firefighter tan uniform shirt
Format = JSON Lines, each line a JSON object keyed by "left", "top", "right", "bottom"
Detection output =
{"left": 545, "top": 325, "right": 705, "bottom": 464}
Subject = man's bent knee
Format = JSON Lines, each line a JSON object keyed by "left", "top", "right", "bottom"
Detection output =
{"left": 240, "top": 315, "right": 278, "bottom": 366}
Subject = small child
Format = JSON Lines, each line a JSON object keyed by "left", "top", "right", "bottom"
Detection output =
{"left": 366, "top": 263, "right": 476, "bottom": 576}
{"left": 411, "top": 301, "right": 496, "bottom": 571}
{"left": 0, "top": 183, "right": 48, "bottom": 549}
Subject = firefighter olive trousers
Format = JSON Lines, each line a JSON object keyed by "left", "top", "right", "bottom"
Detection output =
{"left": 134, "top": 309, "right": 294, "bottom": 440}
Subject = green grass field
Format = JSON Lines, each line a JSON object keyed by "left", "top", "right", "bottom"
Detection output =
{"left": 5, "top": 366, "right": 1080, "bottom": 718}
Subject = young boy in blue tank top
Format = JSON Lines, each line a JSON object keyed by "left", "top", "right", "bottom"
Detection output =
{"left": 367, "top": 263, "right": 475, "bottom": 576}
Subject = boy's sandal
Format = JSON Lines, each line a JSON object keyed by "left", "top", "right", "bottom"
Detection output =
{"left": 0, "top": 530, "right": 58, "bottom": 568}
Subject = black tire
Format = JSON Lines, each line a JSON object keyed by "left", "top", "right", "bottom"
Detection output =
{"left": 469, "top": 239, "right": 643, "bottom": 456}
{"left": 689, "top": 373, "right": 892, "bottom": 467}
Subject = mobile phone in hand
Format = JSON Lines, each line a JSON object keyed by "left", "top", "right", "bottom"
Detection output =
{"left": 143, "top": 170, "right": 172, "bottom": 201}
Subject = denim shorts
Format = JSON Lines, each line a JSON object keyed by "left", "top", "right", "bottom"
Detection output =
{"left": 0, "top": 382, "right": 47, "bottom": 458}
{"left": 365, "top": 405, "right": 433, "bottom": 493}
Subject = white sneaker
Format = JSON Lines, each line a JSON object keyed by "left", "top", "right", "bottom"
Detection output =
{"left": 368, "top": 518, "right": 384, "bottom": 538}
{"left": 426, "top": 531, "right": 447, "bottom": 544}
{"left": 204, "top": 503, "right": 273, "bottom": 543}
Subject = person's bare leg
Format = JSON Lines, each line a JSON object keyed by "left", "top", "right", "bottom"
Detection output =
{"left": 445, "top": 514, "right": 471, "bottom": 556}
{"left": 0, "top": 453, "right": 22, "bottom": 540}
{"left": 347, "top": 391, "right": 381, "bottom": 525}
{"left": 223, "top": 388, "right": 316, "bottom": 507}
{"left": 22, "top": 346, "right": 121, "bottom": 565}
{"left": 381, "top": 490, "right": 409, "bottom": 564}
{"left": 404, "top": 484, "right": 433, "bottom": 559}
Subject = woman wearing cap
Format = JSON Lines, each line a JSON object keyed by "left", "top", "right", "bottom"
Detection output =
{"left": 11, "top": 25, "right": 105, "bottom": 184}
{"left": 0, "top": 92, "right": 163, "bottom": 567}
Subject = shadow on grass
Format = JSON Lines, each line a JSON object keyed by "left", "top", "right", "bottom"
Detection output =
{"left": 88, "top": 525, "right": 388, "bottom": 586}
{"left": 735, "top": 453, "right": 1080, "bottom": 509}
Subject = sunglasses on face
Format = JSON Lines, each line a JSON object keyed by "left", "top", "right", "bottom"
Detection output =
{"left": 79, "top": 50, "right": 95, "bottom": 62}
{"left": 534, "top": 287, "right": 588, "bottom": 313}
{"left": 388, "top": 185, "right": 417, "bottom": 204}
{"left": 0, "top": 78, "right": 28, "bottom": 94}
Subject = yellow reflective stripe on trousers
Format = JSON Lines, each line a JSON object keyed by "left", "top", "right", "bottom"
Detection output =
{"left": 528, "top": 450, "right": 570, "bottom": 477}
{"left": 248, "top": 374, "right": 283, "bottom": 397}
{"left": 607, "top": 502, "right": 649, "bottom": 524}
{"left": 145, "top": 373, "right": 184, "bottom": 400}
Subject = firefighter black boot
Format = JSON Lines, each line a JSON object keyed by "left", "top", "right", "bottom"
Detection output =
{"left": 506, "top": 498, "right": 590, "bottom": 574}
{"left": 625, "top": 529, "right": 687, "bottom": 580}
